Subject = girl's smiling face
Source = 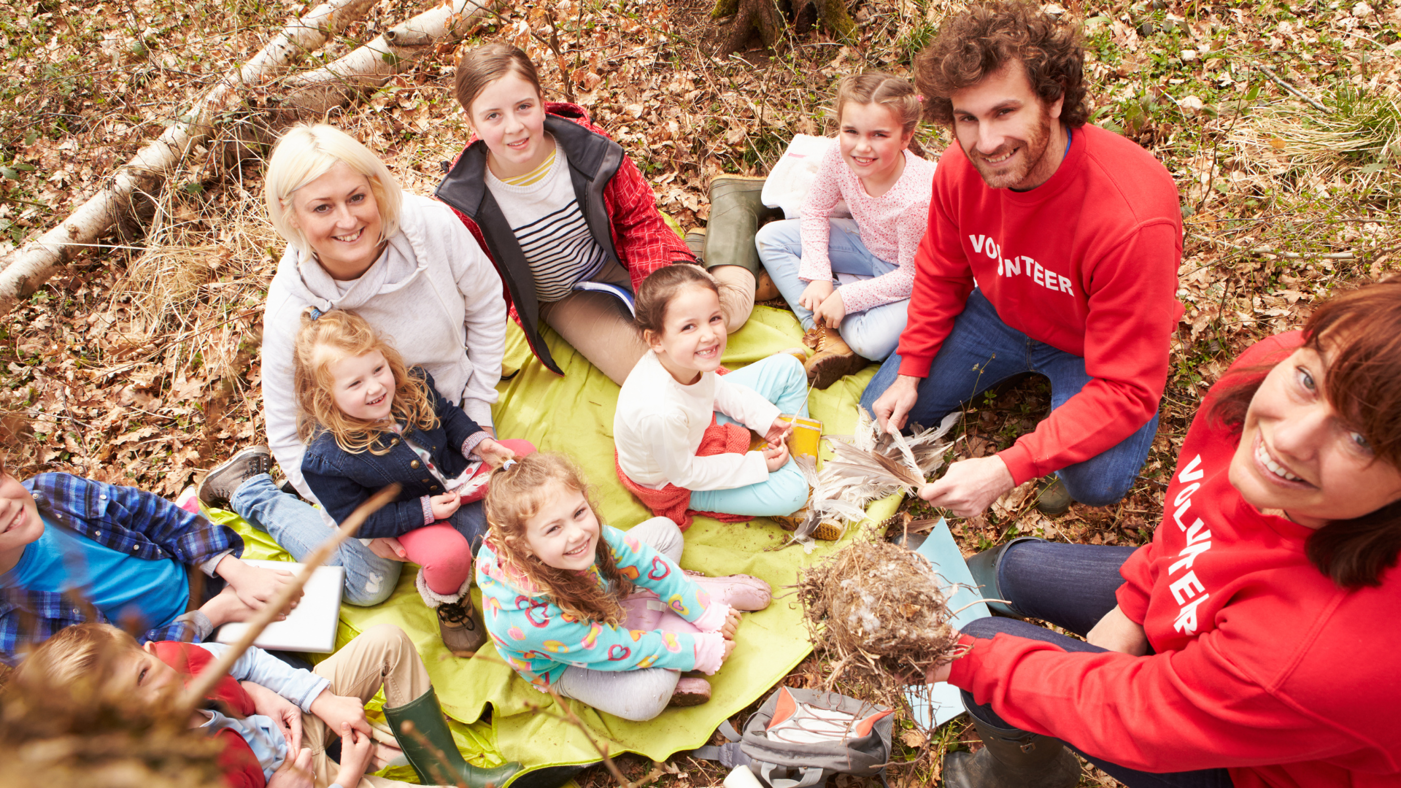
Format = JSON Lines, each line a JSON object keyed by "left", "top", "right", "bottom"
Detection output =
{"left": 328, "top": 349, "right": 396, "bottom": 424}
{"left": 522, "top": 481, "right": 601, "bottom": 572}
{"left": 838, "top": 101, "right": 912, "bottom": 195}
{"left": 646, "top": 284, "right": 727, "bottom": 385}
{"left": 0, "top": 471, "right": 43, "bottom": 574}
{"left": 1229, "top": 345, "right": 1401, "bottom": 528}
{"left": 468, "top": 72, "right": 552, "bottom": 180}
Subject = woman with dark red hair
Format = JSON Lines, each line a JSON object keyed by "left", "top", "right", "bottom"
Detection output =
{"left": 926, "top": 279, "right": 1401, "bottom": 788}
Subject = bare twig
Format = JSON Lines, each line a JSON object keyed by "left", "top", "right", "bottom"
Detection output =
{"left": 1258, "top": 65, "right": 1330, "bottom": 113}
{"left": 1189, "top": 233, "right": 1356, "bottom": 260}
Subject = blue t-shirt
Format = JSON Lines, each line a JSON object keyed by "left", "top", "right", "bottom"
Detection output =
{"left": 0, "top": 517, "right": 190, "bottom": 631}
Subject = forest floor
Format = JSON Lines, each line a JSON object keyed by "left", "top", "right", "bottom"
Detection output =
{"left": 1, "top": 0, "right": 1399, "bottom": 785}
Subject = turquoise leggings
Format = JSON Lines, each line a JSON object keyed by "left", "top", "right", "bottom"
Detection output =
{"left": 689, "top": 354, "right": 810, "bottom": 518}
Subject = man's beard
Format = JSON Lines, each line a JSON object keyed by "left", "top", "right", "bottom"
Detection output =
{"left": 963, "top": 106, "right": 1054, "bottom": 190}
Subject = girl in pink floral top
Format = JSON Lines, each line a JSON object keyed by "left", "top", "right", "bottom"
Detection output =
{"left": 757, "top": 72, "right": 936, "bottom": 378}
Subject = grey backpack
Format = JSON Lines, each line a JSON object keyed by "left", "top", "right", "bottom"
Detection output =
{"left": 693, "top": 687, "right": 894, "bottom": 788}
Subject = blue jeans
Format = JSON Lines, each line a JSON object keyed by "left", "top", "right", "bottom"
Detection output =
{"left": 859, "top": 289, "right": 1158, "bottom": 506}
{"left": 755, "top": 218, "right": 910, "bottom": 361}
{"left": 689, "top": 354, "right": 810, "bottom": 517}
{"left": 961, "top": 540, "right": 1233, "bottom": 788}
{"left": 231, "top": 474, "right": 403, "bottom": 606}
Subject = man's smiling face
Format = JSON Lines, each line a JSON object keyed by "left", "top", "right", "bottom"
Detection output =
{"left": 950, "top": 61, "right": 1064, "bottom": 191}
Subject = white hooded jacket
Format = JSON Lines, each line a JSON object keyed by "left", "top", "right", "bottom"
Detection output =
{"left": 262, "top": 194, "right": 507, "bottom": 497}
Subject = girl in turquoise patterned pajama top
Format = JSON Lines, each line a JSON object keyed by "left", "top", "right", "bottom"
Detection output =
{"left": 475, "top": 452, "right": 772, "bottom": 721}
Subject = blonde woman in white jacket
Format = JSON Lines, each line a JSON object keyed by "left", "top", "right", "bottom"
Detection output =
{"left": 199, "top": 124, "right": 508, "bottom": 614}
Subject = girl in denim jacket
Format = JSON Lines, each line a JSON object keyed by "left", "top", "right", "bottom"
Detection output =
{"left": 294, "top": 308, "right": 532, "bottom": 657}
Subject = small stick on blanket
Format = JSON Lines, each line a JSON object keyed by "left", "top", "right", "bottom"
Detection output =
{"left": 180, "top": 485, "right": 400, "bottom": 708}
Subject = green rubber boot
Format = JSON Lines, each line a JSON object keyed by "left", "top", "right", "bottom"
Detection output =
{"left": 704, "top": 175, "right": 783, "bottom": 276}
{"left": 384, "top": 687, "right": 522, "bottom": 788}
{"left": 943, "top": 716, "right": 1081, "bottom": 788}
{"left": 965, "top": 537, "right": 1039, "bottom": 619}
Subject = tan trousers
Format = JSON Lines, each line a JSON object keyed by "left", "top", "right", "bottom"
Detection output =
{"left": 540, "top": 265, "right": 757, "bottom": 387}
{"left": 302, "top": 624, "right": 433, "bottom": 788}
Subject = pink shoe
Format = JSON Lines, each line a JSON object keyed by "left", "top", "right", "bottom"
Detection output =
{"left": 693, "top": 574, "right": 772, "bottom": 612}
{"left": 669, "top": 677, "right": 712, "bottom": 707}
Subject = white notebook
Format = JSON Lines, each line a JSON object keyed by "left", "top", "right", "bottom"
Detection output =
{"left": 215, "top": 560, "right": 345, "bottom": 653}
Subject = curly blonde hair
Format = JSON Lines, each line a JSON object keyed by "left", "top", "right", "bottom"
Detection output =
{"left": 484, "top": 453, "right": 635, "bottom": 625}
{"left": 293, "top": 308, "right": 439, "bottom": 455}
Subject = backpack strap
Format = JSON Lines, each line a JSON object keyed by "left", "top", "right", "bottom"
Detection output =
{"left": 691, "top": 721, "right": 752, "bottom": 769}
{"left": 757, "top": 762, "right": 828, "bottom": 788}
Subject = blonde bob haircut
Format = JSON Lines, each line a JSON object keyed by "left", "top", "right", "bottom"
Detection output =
{"left": 293, "top": 307, "right": 439, "bottom": 455}
{"left": 264, "top": 123, "right": 404, "bottom": 260}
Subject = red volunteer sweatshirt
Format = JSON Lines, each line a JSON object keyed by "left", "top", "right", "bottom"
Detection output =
{"left": 899, "top": 124, "right": 1183, "bottom": 485}
{"left": 949, "top": 333, "right": 1401, "bottom": 787}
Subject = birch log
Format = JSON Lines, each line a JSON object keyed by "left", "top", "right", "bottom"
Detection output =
{"left": 280, "top": 0, "right": 497, "bottom": 116}
{"left": 0, "top": 0, "right": 377, "bottom": 314}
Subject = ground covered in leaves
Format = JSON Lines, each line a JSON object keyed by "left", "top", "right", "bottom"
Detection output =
{"left": 1, "top": 0, "right": 1399, "bottom": 785}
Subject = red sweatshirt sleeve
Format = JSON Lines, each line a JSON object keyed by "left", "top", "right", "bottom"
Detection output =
{"left": 605, "top": 153, "right": 695, "bottom": 294}
{"left": 947, "top": 630, "right": 1368, "bottom": 774}
{"left": 996, "top": 220, "right": 1180, "bottom": 484}
{"left": 894, "top": 181, "right": 976, "bottom": 377}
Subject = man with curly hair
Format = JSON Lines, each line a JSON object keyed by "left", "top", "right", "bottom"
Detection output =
{"left": 861, "top": 1, "right": 1182, "bottom": 519}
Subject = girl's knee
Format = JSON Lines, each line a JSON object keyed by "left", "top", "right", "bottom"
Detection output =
{"left": 775, "top": 469, "right": 810, "bottom": 515}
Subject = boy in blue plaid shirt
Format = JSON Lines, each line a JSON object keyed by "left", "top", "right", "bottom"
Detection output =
{"left": 0, "top": 459, "right": 300, "bottom": 665}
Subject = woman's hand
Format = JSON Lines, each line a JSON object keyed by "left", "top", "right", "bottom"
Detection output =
{"left": 812, "top": 291, "right": 847, "bottom": 328}
{"left": 476, "top": 437, "right": 516, "bottom": 469}
{"left": 268, "top": 747, "right": 315, "bottom": 788}
{"left": 309, "top": 689, "right": 370, "bottom": 738}
{"left": 334, "top": 725, "right": 376, "bottom": 788}
{"left": 217, "top": 557, "right": 301, "bottom": 613}
{"left": 1086, "top": 604, "right": 1149, "bottom": 656}
{"left": 762, "top": 441, "right": 790, "bottom": 473}
{"left": 367, "top": 537, "right": 408, "bottom": 562}
{"left": 241, "top": 681, "right": 302, "bottom": 749}
{"left": 798, "top": 280, "right": 835, "bottom": 312}
{"left": 764, "top": 417, "right": 793, "bottom": 448}
{"left": 430, "top": 490, "right": 462, "bottom": 520}
{"left": 720, "top": 609, "right": 742, "bottom": 641}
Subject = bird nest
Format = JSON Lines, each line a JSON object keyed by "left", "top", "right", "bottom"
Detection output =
{"left": 797, "top": 539, "right": 965, "bottom": 695}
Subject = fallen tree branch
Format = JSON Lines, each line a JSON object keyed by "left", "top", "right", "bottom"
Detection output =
{"left": 1257, "top": 65, "right": 1330, "bottom": 113}
{"left": 0, "top": 0, "right": 377, "bottom": 314}
{"left": 180, "top": 485, "right": 399, "bottom": 706}
{"left": 281, "top": 0, "right": 498, "bottom": 116}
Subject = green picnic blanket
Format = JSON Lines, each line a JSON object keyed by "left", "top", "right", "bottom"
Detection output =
{"left": 219, "top": 305, "right": 899, "bottom": 782}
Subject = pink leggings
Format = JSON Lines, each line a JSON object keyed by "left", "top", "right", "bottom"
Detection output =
{"left": 398, "top": 438, "right": 536, "bottom": 597}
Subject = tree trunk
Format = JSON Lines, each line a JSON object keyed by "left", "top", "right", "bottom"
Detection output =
{"left": 717, "top": 0, "right": 786, "bottom": 55}
{"left": 281, "top": 0, "right": 497, "bottom": 117}
{"left": 0, "top": 0, "right": 378, "bottom": 315}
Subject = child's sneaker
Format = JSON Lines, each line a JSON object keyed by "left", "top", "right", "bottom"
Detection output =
{"left": 669, "top": 677, "right": 712, "bottom": 707}
{"left": 772, "top": 507, "right": 843, "bottom": 541}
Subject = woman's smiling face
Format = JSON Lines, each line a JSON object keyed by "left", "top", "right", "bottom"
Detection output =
{"left": 1229, "top": 345, "right": 1401, "bottom": 528}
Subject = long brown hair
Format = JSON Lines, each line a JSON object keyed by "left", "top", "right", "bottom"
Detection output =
{"left": 1209, "top": 279, "right": 1401, "bottom": 588}
{"left": 914, "top": 1, "right": 1088, "bottom": 128}
{"left": 292, "top": 308, "right": 439, "bottom": 455}
{"left": 483, "top": 453, "right": 635, "bottom": 625}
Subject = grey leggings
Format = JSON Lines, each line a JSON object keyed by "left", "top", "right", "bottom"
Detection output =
{"left": 552, "top": 517, "right": 687, "bottom": 721}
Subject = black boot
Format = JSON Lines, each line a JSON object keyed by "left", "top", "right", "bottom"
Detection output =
{"left": 944, "top": 715, "right": 1081, "bottom": 788}
{"left": 384, "top": 687, "right": 522, "bottom": 788}
{"left": 965, "top": 537, "right": 1040, "bottom": 618}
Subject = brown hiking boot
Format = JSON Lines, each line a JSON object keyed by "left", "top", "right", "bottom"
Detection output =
{"left": 802, "top": 324, "right": 867, "bottom": 390}
{"left": 437, "top": 600, "right": 487, "bottom": 657}
{"left": 669, "top": 677, "right": 712, "bottom": 707}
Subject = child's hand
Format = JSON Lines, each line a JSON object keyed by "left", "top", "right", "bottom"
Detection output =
{"left": 764, "top": 417, "right": 793, "bottom": 448}
{"left": 334, "top": 724, "right": 376, "bottom": 788}
{"left": 241, "top": 681, "right": 303, "bottom": 749}
{"left": 267, "top": 746, "right": 315, "bottom": 788}
{"left": 721, "top": 638, "right": 738, "bottom": 663}
{"left": 200, "top": 585, "right": 275, "bottom": 628}
{"left": 798, "top": 280, "right": 835, "bottom": 312}
{"left": 762, "top": 441, "right": 790, "bottom": 472}
{"left": 813, "top": 291, "right": 847, "bottom": 328}
{"left": 309, "top": 689, "right": 371, "bottom": 738}
{"left": 218, "top": 558, "right": 302, "bottom": 614}
{"left": 368, "top": 536, "right": 408, "bottom": 562}
{"left": 430, "top": 490, "right": 462, "bottom": 519}
{"left": 721, "top": 609, "right": 742, "bottom": 641}
{"left": 476, "top": 437, "right": 516, "bottom": 468}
